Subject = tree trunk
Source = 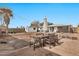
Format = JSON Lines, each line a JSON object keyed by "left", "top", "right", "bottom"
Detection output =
{"left": 6, "top": 25, "right": 8, "bottom": 35}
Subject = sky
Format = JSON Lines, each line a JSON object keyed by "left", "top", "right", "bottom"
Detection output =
{"left": 0, "top": 3, "right": 79, "bottom": 28}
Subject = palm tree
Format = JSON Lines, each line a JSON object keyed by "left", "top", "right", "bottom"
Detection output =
{"left": 0, "top": 8, "right": 13, "bottom": 35}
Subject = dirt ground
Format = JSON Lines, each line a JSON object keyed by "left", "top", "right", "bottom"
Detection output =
{"left": 44, "top": 33, "right": 79, "bottom": 56}
{"left": 11, "top": 33, "right": 79, "bottom": 56}
{"left": 0, "top": 32, "right": 79, "bottom": 56}
{"left": 0, "top": 33, "right": 60, "bottom": 56}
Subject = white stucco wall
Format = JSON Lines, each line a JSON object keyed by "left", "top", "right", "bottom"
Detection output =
{"left": 26, "top": 27, "right": 38, "bottom": 32}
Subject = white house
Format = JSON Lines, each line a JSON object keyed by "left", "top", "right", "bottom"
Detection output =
{"left": 25, "top": 17, "right": 73, "bottom": 33}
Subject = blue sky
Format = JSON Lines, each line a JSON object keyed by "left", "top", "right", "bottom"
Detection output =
{"left": 0, "top": 3, "right": 79, "bottom": 28}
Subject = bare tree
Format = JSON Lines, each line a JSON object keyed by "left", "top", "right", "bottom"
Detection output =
{"left": 0, "top": 8, "right": 13, "bottom": 35}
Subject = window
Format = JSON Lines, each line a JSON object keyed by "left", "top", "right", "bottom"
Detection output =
{"left": 33, "top": 28, "right": 36, "bottom": 30}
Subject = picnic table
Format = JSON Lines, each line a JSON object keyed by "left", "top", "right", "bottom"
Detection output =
{"left": 28, "top": 33, "right": 60, "bottom": 51}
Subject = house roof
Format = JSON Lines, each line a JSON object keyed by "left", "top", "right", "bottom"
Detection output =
{"left": 48, "top": 24, "right": 72, "bottom": 27}
{"left": 30, "top": 20, "right": 40, "bottom": 28}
